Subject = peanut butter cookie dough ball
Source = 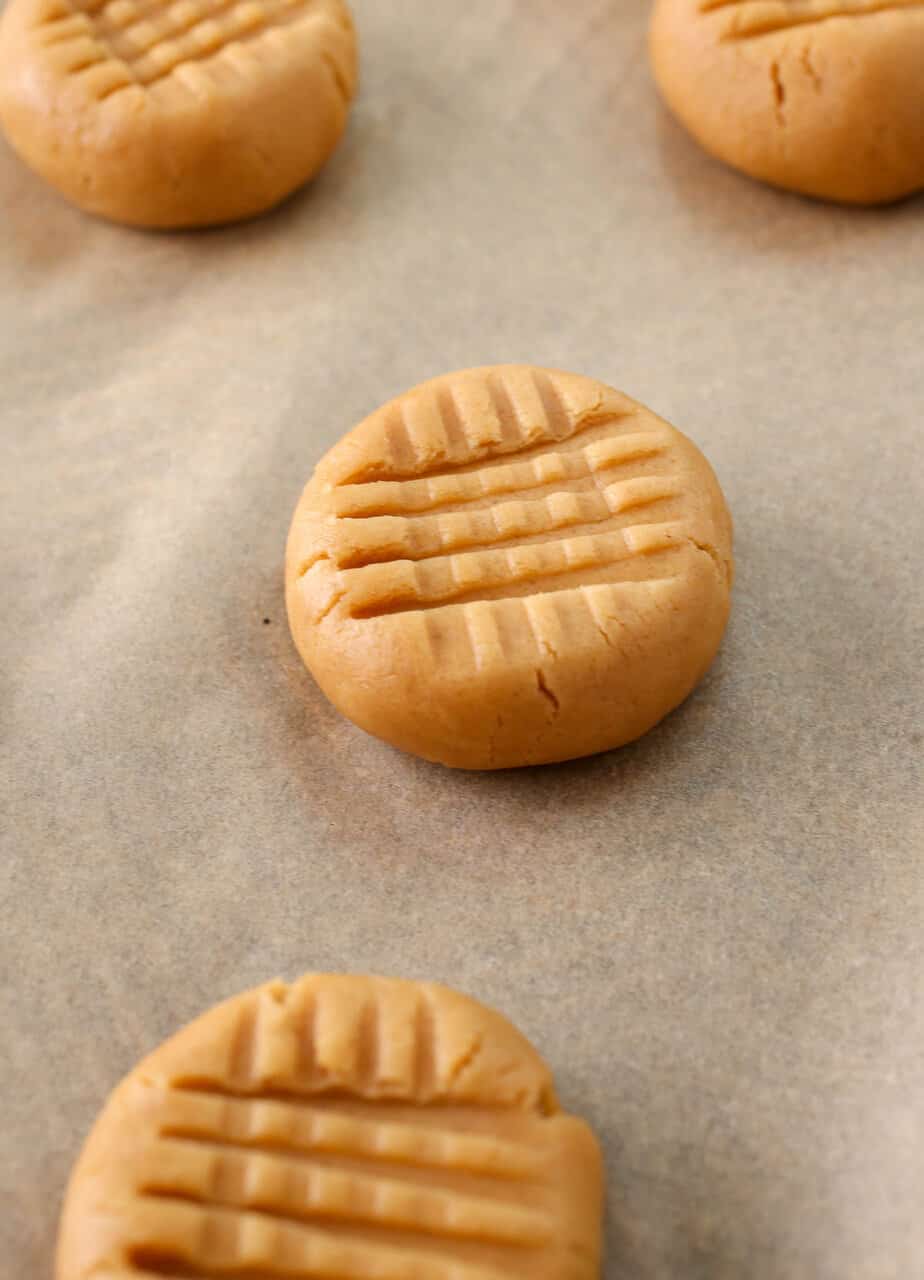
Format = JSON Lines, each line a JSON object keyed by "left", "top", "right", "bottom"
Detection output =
{"left": 286, "top": 366, "right": 734, "bottom": 770}
{"left": 56, "top": 973, "right": 604, "bottom": 1280}
{"left": 650, "top": 0, "right": 924, "bottom": 205}
{"left": 0, "top": 0, "right": 357, "bottom": 226}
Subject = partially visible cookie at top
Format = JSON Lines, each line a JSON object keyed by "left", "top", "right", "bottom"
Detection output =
{"left": 0, "top": 0, "right": 357, "bottom": 227}
{"left": 286, "top": 365, "right": 734, "bottom": 770}
{"left": 650, "top": 0, "right": 924, "bottom": 205}
{"left": 56, "top": 973, "right": 604, "bottom": 1280}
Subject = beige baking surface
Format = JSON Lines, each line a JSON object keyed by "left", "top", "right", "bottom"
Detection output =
{"left": 1, "top": 2, "right": 922, "bottom": 1278}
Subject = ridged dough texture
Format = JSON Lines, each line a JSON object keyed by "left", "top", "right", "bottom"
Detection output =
{"left": 56, "top": 973, "right": 604, "bottom": 1280}
{"left": 0, "top": 0, "right": 357, "bottom": 226}
{"left": 650, "top": 0, "right": 924, "bottom": 204}
{"left": 286, "top": 365, "right": 734, "bottom": 770}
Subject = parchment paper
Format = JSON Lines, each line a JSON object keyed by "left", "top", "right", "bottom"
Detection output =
{"left": 2, "top": 2, "right": 923, "bottom": 1277}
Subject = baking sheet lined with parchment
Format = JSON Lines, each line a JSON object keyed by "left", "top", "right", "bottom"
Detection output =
{"left": 1, "top": 2, "right": 922, "bottom": 1277}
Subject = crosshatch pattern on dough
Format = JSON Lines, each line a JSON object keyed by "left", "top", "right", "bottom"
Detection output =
{"left": 56, "top": 976, "right": 604, "bottom": 1280}
{"left": 296, "top": 367, "right": 726, "bottom": 675}
{"left": 32, "top": 0, "right": 353, "bottom": 98}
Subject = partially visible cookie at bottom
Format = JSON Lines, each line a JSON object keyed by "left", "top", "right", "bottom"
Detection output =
{"left": 650, "top": 0, "right": 924, "bottom": 205}
{"left": 56, "top": 973, "right": 604, "bottom": 1280}
{"left": 286, "top": 365, "right": 734, "bottom": 769}
{"left": 0, "top": 0, "right": 357, "bottom": 227}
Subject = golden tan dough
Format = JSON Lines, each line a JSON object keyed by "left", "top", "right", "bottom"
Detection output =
{"left": 286, "top": 365, "right": 734, "bottom": 770}
{"left": 649, "top": 0, "right": 924, "bottom": 205}
{"left": 56, "top": 973, "right": 604, "bottom": 1280}
{"left": 0, "top": 0, "right": 357, "bottom": 227}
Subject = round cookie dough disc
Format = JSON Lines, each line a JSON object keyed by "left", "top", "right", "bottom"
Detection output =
{"left": 286, "top": 365, "right": 734, "bottom": 770}
{"left": 650, "top": 0, "right": 924, "bottom": 205}
{"left": 0, "top": 0, "right": 357, "bottom": 227}
{"left": 56, "top": 973, "right": 604, "bottom": 1280}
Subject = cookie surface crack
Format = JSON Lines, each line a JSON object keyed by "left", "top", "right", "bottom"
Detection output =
{"left": 685, "top": 535, "right": 732, "bottom": 588}
{"left": 445, "top": 1031, "right": 486, "bottom": 1089}
{"left": 535, "top": 669, "right": 561, "bottom": 716}
{"left": 800, "top": 43, "right": 823, "bottom": 91}
{"left": 770, "top": 59, "right": 786, "bottom": 123}
{"left": 316, "top": 585, "right": 347, "bottom": 622}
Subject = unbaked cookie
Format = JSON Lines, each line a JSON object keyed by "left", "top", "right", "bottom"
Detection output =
{"left": 650, "top": 0, "right": 924, "bottom": 204}
{"left": 56, "top": 973, "right": 604, "bottom": 1280}
{"left": 286, "top": 365, "right": 734, "bottom": 770}
{"left": 0, "top": 0, "right": 357, "bottom": 226}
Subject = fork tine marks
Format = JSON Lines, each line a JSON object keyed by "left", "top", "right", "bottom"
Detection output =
{"left": 332, "top": 432, "right": 670, "bottom": 519}
{"left": 703, "top": 0, "right": 924, "bottom": 40}
{"left": 342, "top": 523, "right": 686, "bottom": 619}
